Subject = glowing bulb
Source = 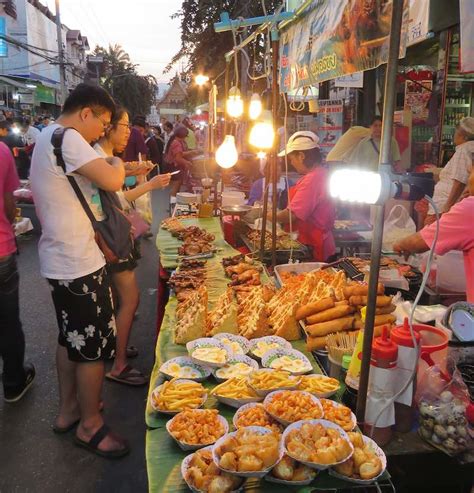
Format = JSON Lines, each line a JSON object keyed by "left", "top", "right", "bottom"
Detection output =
{"left": 226, "top": 86, "right": 243, "bottom": 118}
{"left": 249, "top": 93, "right": 262, "bottom": 120}
{"left": 257, "top": 151, "right": 266, "bottom": 159}
{"left": 196, "top": 108, "right": 202, "bottom": 115}
{"left": 195, "top": 74, "right": 209, "bottom": 86}
{"left": 329, "top": 169, "right": 382, "bottom": 204}
{"left": 215, "top": 135, "right": 238, "bottom": 169}
{"left": 249, "top": 122, "right": 274, "bottom": 150}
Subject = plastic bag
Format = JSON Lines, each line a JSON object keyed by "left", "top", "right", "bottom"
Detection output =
{"left": 416, "top": 365, "right": 470, "bottom": 456}
{"left": 382, "top": 205, "right": 416, "bottom": 251}
{"left": 134, "top": 191, "right": 153, "bottom": 225}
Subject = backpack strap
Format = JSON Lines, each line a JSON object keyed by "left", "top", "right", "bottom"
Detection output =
{"left": 51, "top": 127, "right": 99, "bottom": 228}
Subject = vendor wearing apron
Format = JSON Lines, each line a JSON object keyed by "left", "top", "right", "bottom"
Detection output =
{"left": 270, "top": 131, "right": 336, "bottom": 261}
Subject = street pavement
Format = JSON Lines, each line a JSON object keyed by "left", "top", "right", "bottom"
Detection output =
{"left": 0, "top": 190, "right": 169, "bottom": 493}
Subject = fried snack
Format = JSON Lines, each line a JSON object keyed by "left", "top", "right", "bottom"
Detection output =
{"left": 211, "top": 377, "right": 258, "bottom": 399}
{"left": 185, "top": 448, "right": 243, "bottom": 493}
{"left": 206, "top": 289, "right": 238, "bottom": 336}
{"left": 215, "top": 428, "right": 281, "bottom": 473}
{"left": 320, "top": 399, "right": 355, "bottom": 431}
{"left": 306, "top": 335, "right": 328, "bottom": 352}
{"left": 169, "top": 409, "right": 226, "bottom": 445}
{"left": 153, "top": 379, "right": 205, "bottom": 412}
{"left": 333, "top": 432, "right": 383, "bottom": 480}
{"left": 299, "top": 375, "right": 340, "bottom": 395}
{"left": 373, "top": 314, "right": 396, "bottom": 326}
{"left": 343, "top": 283, "right": 384, "bottom": 299}
{"left": 285, "top": 422, "right": 352, "bottom": 465}
{"left": 271, "top": 455, "right": 315, "bottom": 482}
{"left": 348, "top": 295, "right": 392, "bottom": 307}
{"left": 295, "top": 297, "right": 335, "bottom": 321}
{"left": 235, "top": 403, "right": 283, "bottom": 433}
{"left": 306, "top": 305, "right": 355, "bottom": 325}
{"left": 305, "top": 316, "right": 355, "bottom": 338}
{"left": 375, "top": 304, "right": 396, "bottom": 315}
{"left": 265, "top": 390, "right": 323, "bottom": 423}
{"left": 248, "top": 370, "right": 300, "bottom": 392}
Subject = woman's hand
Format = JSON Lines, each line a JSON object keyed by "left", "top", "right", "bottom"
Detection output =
{"left": 148, "top": 173, "right": 171, "bottom": 190}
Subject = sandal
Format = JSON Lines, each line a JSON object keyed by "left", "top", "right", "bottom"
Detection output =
{"left": 53, "top": 418, "right": 80, "bottom": 434}
{"left": 74, "top": 424, "right": 129, "bottom": 459}
{"left": 105, "top": 365, "right": 148, "bottom": 387}
{"left": 126, "top": 345, "right": 139, "bottom": 358}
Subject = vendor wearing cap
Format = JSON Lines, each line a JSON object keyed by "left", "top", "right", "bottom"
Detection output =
{"left": 270, "top": 131, "right": 336, "bottom": 261}
{"left": 425, "top": 116, "right": 474, "bottom": 225}
{"left": 394, "top": 168, "right": 474, "bottom": 302}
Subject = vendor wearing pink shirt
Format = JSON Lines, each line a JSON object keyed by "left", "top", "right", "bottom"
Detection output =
{"left": 394, "top": 193, "right": 474, "bottom": 302}
{"left": 271, "top": 131, "right": 336, "bottom": 261}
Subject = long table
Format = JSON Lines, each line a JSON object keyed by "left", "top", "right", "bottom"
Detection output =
{"left": 148, "top": 217, "right": 392, "bottom": 492}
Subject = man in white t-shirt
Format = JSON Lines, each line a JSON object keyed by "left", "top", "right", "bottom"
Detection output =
{"left": 30, "top": 83, "right": 129, "bottom": 458}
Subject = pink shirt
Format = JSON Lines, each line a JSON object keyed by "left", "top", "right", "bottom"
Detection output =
{"left": 289, "top": 167, "right": 336, "bottom": 259}
{"left": 0, "top": 142, "right": 20, "bottom": 257}
{"left": 420, "top": 197, "right": 474, "bottom": 302}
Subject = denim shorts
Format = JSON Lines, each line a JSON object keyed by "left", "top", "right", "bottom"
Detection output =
{"left": 48, "top": 267, "right": 116, "bottom": 362}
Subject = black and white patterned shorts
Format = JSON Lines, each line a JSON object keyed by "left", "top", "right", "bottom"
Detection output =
{"left": 48, "top": 267, "right": 117, "bottom": 363}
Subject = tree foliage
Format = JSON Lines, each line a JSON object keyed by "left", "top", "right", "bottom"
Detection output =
{"left": 167, "top": 0, "right": 281, "bottom": 105}
{"left": 92, "top": 44, "right": 157, "bottom": 117}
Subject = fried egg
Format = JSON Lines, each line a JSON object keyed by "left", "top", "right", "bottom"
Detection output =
{"left": 253, "top": 342, "right": 280, "bottom": 358}
{"left": 215, "top": 362, "right": 253, "bottom": 379}
{"left": 166, "top": 362, "right": 200, "bottom": 379}
{"left": 270, "top": 355, "right": 310, "bottom": 373}
{"left": 192, "top": 347, "right": 227, "bottom": 364}
{"left": 221, "top": 338, "right": 244, "bottom": 355}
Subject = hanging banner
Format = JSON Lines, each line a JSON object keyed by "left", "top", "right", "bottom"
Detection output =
{"left": 460, "top": 0, "right": 474, "bottom": 73}
{"left": 406, "top": 0, "right": 430, "bottom": 46}
{"left": 280, "top": 0, "right": 408, "bottom": 93}
{"left": 334, "top": 72, "right": 364, "bottom": 88}
{"left": 316, "top": 99, "right": 344, "bottom": 158}
{"left": 404, "top": 79, "right": 433, "bottom": 124}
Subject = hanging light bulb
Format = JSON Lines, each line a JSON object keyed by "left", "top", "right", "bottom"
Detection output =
{"left": 226, "top": 86, "right": 244, "bottom": 118}
{"left": 249, "top": 93, "right": 263, "bottom": 120}
{"left": 249, "top": 122, "right": 275, "bottom": 150}
{"left": 215, "top": 135, "right": 238, "bottom": 168}
{"left": 256, "top": 151, "right": 266, "bottom": 159}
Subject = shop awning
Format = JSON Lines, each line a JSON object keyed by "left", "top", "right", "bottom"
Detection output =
{"left": 0, "top": 76, "right": 31, "bottom": 89}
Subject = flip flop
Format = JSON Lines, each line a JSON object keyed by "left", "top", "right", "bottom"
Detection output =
{"left": 52, "top": 418, "right": 80, "bottom": 434}
{"left": 105, "top": 365, "right": 148, "bottom": 387}
{"left": 74, "top": 424, "right": 130, "bottom": 459}
{"left": 126, "top": 345, "right": 139, "bottom": 358}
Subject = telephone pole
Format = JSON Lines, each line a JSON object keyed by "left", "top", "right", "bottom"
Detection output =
{"left": 55, "top": 0, "right": 67, "bottom": 106}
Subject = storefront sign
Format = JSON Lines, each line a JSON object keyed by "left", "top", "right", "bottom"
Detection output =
{"left": 35, "top": 85, "right": 55, "bottom": 104}
{"left": 316, "top": 99, "right": 344, "bottom": 158}
{"left": 18, "top": 92, "right": 34, "bottom": 104}
{"left": 406, "top": 0, "right": 430, "bottom": 46}
{"left": 0, "top": 17, "right": 7, "bottom": 57}
{"left": 334, "top": 72, "right": 364, "bottom": 88}
{"left": 404, "top": 79, "right": 432, "bottom": 124}
{"left": 280, "top": 0, "right": 408, "bottom": 92}
{"left": 460, "top": 0, "right": 474, "bottom": 73}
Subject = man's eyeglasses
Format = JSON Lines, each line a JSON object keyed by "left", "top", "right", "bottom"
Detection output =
{"left": 91, "top": 110, "right": 111, "bottom": 129}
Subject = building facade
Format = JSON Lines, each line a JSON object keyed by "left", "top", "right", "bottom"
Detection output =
{"left": 156, "top": 76, "right": 188, "bottom": 122}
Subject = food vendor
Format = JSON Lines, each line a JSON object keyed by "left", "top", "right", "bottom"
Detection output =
{"left": 269, "top": 131, "right": 336, "bottom": 261}
{"left": 393, "top": 174, "right": 474, "bottom": 302}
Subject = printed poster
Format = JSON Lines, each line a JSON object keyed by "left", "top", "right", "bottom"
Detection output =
{"left": 316, "top": 99, "right": 344, "bottom": 158}
{"left": 404, "top": 79, "right": 432, "bottom": 124}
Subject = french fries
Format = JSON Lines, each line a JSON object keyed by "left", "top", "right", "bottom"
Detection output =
{"left": 298, "top": 375, "right": 340, "bottom": 395}
{"left": 152, "top": 378, "right": 205, "bottom": 412}
{"left": 168, "top": 409, "right": 226, "bottom": 445}
{"left": 248, "top": 370, "right": 300, "bottom": 391}
{"left": 265, "top": 390, "right": 323, "bottom": 423}
{"left": 211, "top": 377, "right": 258, "bottom": 399}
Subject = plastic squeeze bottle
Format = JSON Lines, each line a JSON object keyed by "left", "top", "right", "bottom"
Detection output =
{"left": 390, "top": 317, "right": 421, "bottom": 432}
{"left": 364, "top": 326, "right": 398, "bottom": 446}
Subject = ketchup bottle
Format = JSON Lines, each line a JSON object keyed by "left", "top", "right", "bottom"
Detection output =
{"left": 364, "top": 326, "right": 398, "bottom": 446}
{"left": 391, "top": 318, "right": 421, "bottom": 432}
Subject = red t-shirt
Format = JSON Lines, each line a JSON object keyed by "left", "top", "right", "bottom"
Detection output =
{"left": 289, "top": 167, "right": 336, "bottom": 259}
{"left": 0, "top": 142, "right": 20, "bottom": 256}
{"left": 420, "top": 196, "right": 474, "bottom": 302}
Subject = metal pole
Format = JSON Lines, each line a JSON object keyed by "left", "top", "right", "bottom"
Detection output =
{"left": 55, "top": 0, "right": 67, "bottom": 106}
{"left": 270, "top": 33, "right": 279, "bottom": 268}
{"left": 356, "top": 0, "right": 404, "bottom": 424}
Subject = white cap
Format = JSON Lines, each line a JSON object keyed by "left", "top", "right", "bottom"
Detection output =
{"left": 459, "top": 117, "right": 474, "bottom": 138}
{"left": 278, "top": 131, "right": 320, "bottom": 157}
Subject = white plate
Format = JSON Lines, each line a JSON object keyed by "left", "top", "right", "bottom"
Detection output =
{"left": 320, "top": 398, "right": 357, "bottom": 432}
{"left": 298, "top": 374, "right": 340, "bottom": 398}
{"left": 248, "top": 336, "right": 292, "bottom": 360}
{"left": 214, "top": 393, "right": 263, "bottom": 409}
{"left": 247, "top": 369, "right": 301, "bottom": 397}
{"left": 282, "top": 419, "right": 354, "bottom": 471}
{"left": 329, "top": 434, "right": 387, "bottom": 484}
{"left": 212, "top": 426, "right": 285, "bottom": 478}
{"left": 214, "top": 333, "right": 250, "bottom": 355}
{"left": 211, "top": 355, "right": 259, "bottom": 383}
{"left": 166, "top": 411, "right": 229, "bottom": 451}
{"left": 186, "top": 337, "right": 232, "bottom": 368}
{"left": 181, "top": 446, "right": 245, "bottom": 493}
{"left": 261, "top": 348, "right": 312, "bottom": 375}
{"left": 149, "top": 379, "right": 207, "bottom": 415}
{"left": 263, "top": 390, "right": 323, "bottom": 426}
{"left": 159, "top": 356, "right": 211, "bottom": 382}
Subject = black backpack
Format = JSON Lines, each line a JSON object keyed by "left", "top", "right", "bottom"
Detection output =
{"left": 51, "top": 127, "right": 133, "bottom": 264}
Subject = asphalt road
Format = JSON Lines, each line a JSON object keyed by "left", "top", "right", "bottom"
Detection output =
{"left": 0, "top": 190, "right": 169, "bottom": 493}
